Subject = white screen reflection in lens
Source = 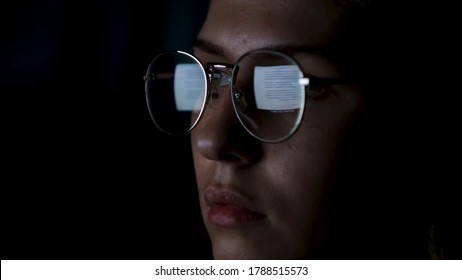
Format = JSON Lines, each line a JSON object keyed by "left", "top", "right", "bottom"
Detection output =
{"left": 174, "top": 64, "right": 206, "bottom": 111}
{"left": 254, "top": 65, "right": 304, "bottom": 111}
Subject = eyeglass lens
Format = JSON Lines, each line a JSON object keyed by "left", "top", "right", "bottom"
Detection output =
{"left": 232, "top": 50, "right": 305, "bottom": 142}
{"left": 145, "top": 51, "right": 207, "bottom": 135}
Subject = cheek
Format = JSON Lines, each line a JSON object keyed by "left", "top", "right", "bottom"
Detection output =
{"left": 264, "top": 95, "right": 360, "bottom": 241}
{"left": 267, "top": 131, "right": 338, "bottom": 213}
{"left": 257, "top": 141, "right": 337, "bottom": 258}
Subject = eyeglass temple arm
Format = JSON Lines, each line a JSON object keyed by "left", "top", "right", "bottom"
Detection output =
{"left": 307, "top": 77, "right": 351, "bottom": 88}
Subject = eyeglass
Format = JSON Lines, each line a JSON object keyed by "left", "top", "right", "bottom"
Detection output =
{"left": 144, "top": 49, "right": 346, "bottom": 143}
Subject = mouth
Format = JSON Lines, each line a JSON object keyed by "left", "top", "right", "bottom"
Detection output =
{"left": 204, "top": 187, "right": 266, "bottom": 228}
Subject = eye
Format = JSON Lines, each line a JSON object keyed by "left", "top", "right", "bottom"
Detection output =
{"left": 212, "top": 69, "right": 231, "bottom": 86}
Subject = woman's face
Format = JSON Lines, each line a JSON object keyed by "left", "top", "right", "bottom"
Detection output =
{"left": 191, "top": 0, "right": 364, "bottom": 259}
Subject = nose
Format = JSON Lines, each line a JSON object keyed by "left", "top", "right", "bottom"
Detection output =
{"left": 191, "top": 86, "right": 262, "bottom": 166}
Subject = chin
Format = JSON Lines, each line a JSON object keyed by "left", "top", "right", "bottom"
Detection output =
{"left": 209, "top": 234, "right": 305, "bottom": 260}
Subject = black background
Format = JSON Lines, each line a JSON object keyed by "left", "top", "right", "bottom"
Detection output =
{"left": 1, "top": 0, "right": 212, "bottom": 260}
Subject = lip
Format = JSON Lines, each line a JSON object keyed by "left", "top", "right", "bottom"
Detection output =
{"left": 204, "top": 187, "right": 266, "bottom": 228}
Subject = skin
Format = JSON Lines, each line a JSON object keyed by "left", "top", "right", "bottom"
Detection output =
{"left": 191, "top": 0, "right": 366, "bottom": 259}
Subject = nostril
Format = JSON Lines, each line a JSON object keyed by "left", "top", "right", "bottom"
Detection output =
{"left": 196, "top": 138, "right": 237, "bottom": 161}
{"left": 195, "top": 131, "right": 261, "bottom": 164}
{"left": 221, "top": 153, "right": 242, "bottom": 162}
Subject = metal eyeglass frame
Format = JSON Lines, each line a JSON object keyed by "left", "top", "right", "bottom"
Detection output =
{"left": 144, "top": 50, "right": 348, "bottom": 143}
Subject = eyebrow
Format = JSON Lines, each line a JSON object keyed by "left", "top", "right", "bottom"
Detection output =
{"left": 193, "top": 38, "right": 335, "bottom": 60}
{"left": 193, "top": 38, "right": 226, "bottom": 57}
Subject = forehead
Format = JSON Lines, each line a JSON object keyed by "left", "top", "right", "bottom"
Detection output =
{"left": 197, "top": 0, "right": 351, "bottom": 60}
